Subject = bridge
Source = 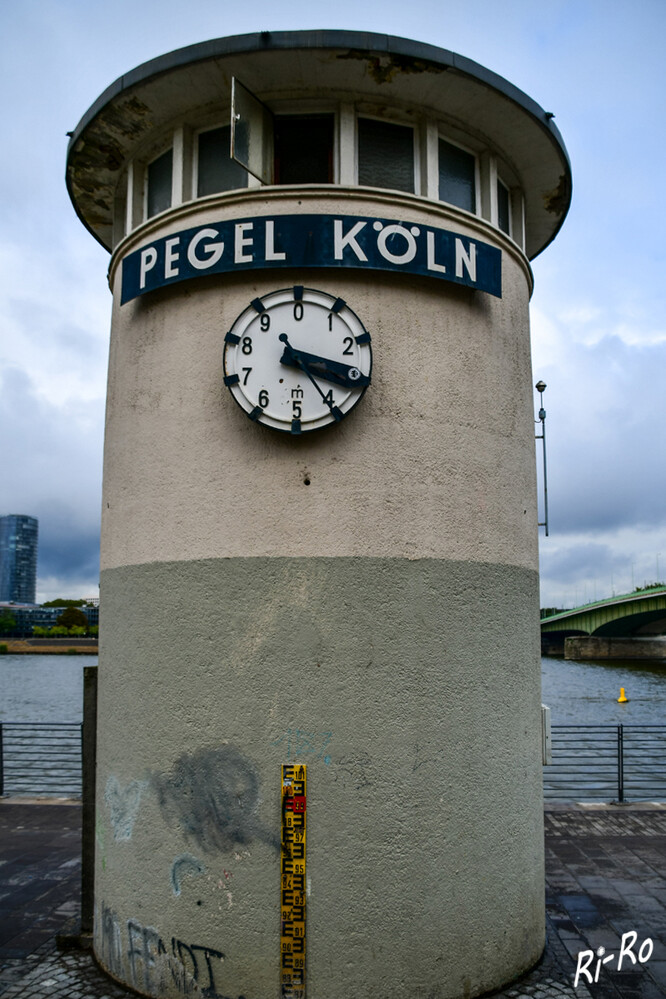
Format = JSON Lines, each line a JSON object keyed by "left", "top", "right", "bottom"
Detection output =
{"left": 541, "top": 586, "right": 666, "bottom": 658}
{"left": 541, "top": 585, "right": 666, "bottom": 638}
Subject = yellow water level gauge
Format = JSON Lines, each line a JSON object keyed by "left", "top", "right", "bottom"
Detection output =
{"left": 281, "top": 764, "right": 307, "bottom": 997}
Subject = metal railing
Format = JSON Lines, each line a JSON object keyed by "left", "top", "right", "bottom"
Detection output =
{"left": 1, "top": 720, "right": 664, "bottom": 803}
{"left": 0, "top": 722, "right": 82, "bottom": 797}
{"left": 545, "top": 724, "right": 666, "bottom": 802}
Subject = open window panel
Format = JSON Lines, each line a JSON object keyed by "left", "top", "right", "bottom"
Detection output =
{"left": 231, "top": 78, "right": 334, "bottom": 185}
{"left": 231, "top": 78, "right": 274, "bottom": 184}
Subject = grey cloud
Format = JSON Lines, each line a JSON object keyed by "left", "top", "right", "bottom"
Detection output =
{"left": 538, "top": 336, "right": 666, "bottom": 536}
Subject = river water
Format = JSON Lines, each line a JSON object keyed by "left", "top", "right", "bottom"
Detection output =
{"left": 542, "top": 655, "right": 666, "bottom": 725}
{"left": 0, "top": 654, "right": 97, "bottom": 723}
{"left": 0, "top": 653, "right": 664, "bottom": 725}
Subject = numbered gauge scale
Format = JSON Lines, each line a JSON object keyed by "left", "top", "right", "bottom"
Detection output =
{"left": 223, "top": 287, "right": 372, "bottom": 433}
{"left": 281, "top": 764, "right": 307, "bottom": 998}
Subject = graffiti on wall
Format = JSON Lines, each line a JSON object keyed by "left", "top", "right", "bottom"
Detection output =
{"left": 99, "top": 902, "right": 244, "bottom": 999}
{"left": 151, "top": 745, "right": 279, "bottom": 855}
{"left": 104, "top": 775, "right": 148, "bottom": 841}
{"left": 171, "top": 853, "right": 206, "bottom": 897}
{"left": 105, "top": 738, "right": 331, "bottom": 859}
{"left": 271, "top": 728, "right": 333, "bottom": 764}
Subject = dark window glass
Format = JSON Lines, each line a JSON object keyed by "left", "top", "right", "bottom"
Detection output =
{"left": 147, "top": 148, "right": 173, "bottom": 218}
{"left": 438, "top": 139, "right": 476, "bottom": 212}
{"left": 358, "top": 118, "right": 414, "bottom": 193}
{"left": 274, "top": 114, "right": 334, "bottom": 184}
{"left": 497, "top": 179, "right": 511, "bottom": 234}
{"left": 198, "top": 126, "right": 248, "bottom": 196}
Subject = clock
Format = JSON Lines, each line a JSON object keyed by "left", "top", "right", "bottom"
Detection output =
{"left": 223, "top": 286, "right": 372, "bottom": 433}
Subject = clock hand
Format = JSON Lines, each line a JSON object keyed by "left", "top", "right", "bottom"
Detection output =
{"left": 278, "top": 335, "right": 344, "bottom": 421}
{"left": 278, "top": 339, "right": 370, "bottom": 388}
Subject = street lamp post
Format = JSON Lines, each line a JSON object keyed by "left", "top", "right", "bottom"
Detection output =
{"left": 535, "top": 380, "right": 549, "bottom": 536}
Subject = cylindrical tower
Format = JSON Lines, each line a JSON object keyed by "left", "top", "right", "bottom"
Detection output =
{"left": 67, "top": 32, "right": 571, "bottom": 999}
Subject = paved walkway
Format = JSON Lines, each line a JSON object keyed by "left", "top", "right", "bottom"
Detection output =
{"left": 0, "top": 800, "right": 664, "bottom": 998}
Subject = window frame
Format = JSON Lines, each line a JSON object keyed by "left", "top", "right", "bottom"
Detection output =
{"left": 193, "top": 121, "right": 250, "bottom": 199}
{"left": 144, "top": 145, "right": 174, "bottom": 220}
{"left": 272, "top": 103, "right": 341, "bottom": 185}
{"left": 117, "top": 101, "right": 526, "bottom": 253}
{"left": 355, "top": 112, "right": 419, "bottom": 196}
{"left": 437, "top": 132, "right": 480, "bottom": 216}
{"left": 496, "top": 176, "right": 512, "bottom": 237}
{"left": 273, "top": 111, "right": 337, "bottom": 186}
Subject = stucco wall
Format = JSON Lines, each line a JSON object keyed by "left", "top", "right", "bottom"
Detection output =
{"left": 95, "top": 188, "right": 544, "bottom": 999}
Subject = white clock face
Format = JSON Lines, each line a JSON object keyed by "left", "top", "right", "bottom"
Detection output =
{"left": 223, "top": 287, "right": 372, "bottom": 433}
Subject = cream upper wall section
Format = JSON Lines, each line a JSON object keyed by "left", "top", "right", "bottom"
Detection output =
{"left": 102, "top": 189, "right": 538, "bottom": 570}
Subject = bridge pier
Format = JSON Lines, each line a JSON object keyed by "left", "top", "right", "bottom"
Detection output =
{"left": 565, "top": 636, "right": 666, "bottom": 660}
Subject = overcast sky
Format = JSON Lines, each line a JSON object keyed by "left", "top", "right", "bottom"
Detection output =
{"left": 1, "top": 0, "right": 664, "bottom": 607}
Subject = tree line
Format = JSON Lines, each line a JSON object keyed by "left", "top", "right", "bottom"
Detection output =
{"left": 0, "top": 603, "right": 98, "bottom": 637}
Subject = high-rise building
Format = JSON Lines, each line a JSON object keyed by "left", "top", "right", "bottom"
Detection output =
{"left": 0, "top": 515, "right": 38, "bottom": 604}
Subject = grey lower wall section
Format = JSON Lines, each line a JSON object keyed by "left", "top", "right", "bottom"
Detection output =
{"left": 95, "top": 556, "right": 544, "bottom": 999}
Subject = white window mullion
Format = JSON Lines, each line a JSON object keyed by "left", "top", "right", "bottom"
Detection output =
{"left": 172, "top": 126, "right": 193, "bottom": 207}
{"left": 479, "top": 151, "right": 494, "bottom": 223}
{"left": 338, "top": 103, "right": 356, "bottom": 185}
{"left": 112, "top": 183, "right": 126, "bottom": 247}
{"left": 423, "top": 120, "right": 438, "bottom": 201}
{"left": 412, "top": 123, "right": 421, "bottom": 197}
{"left": 511, "top": 189, "right": 526, "bottom": 250}
{"left": 126, "top": 160, "right": 144, "bottom": 233}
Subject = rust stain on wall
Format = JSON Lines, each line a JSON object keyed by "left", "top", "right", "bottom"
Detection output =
{"left": 543, "top": 174, "right": 570, "bottom": 216}
{"left": 336, "top": 49, "right": 449, "bottom": 85}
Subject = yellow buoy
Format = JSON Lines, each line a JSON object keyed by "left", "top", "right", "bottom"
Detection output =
{"left": 618, "top": 687, "right": 628, "bottom": 703}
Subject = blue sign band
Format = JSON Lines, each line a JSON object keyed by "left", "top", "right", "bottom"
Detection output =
{"left": 120, "top": 213, "right": 502, "bottom": 304}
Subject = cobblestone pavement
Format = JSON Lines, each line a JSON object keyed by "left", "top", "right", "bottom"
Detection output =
{"left": 544, "top": 805, "right": 666, "bottom": 999}
{"left": 1, "top": 800, "right": 665, "bottom": 998}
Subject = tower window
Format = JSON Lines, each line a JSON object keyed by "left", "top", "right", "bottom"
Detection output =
{"left": 358, "top": 118, "right": 414, "bottom": 194}
{"left": 497, "top": 178, "right": 511, "bottom": 235}
{"left": 198, "top": 126, "right": 247, "bottom": 196}
{"left": 274, "top": 114, "right": 334, "bottom": 184}
{"left": 438, "top": 138, "right": 476, "bottom": 213}
{"left": 146, "top": 148, "right": 173, "bottom": 218}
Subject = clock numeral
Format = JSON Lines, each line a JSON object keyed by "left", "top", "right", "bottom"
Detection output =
{"left": 223, "top": 289, "right": 371, "bottom": 433}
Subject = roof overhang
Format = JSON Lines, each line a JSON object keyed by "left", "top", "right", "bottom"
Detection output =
{"left": 66, "top": 30, "right": 572, "bottom": 258}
